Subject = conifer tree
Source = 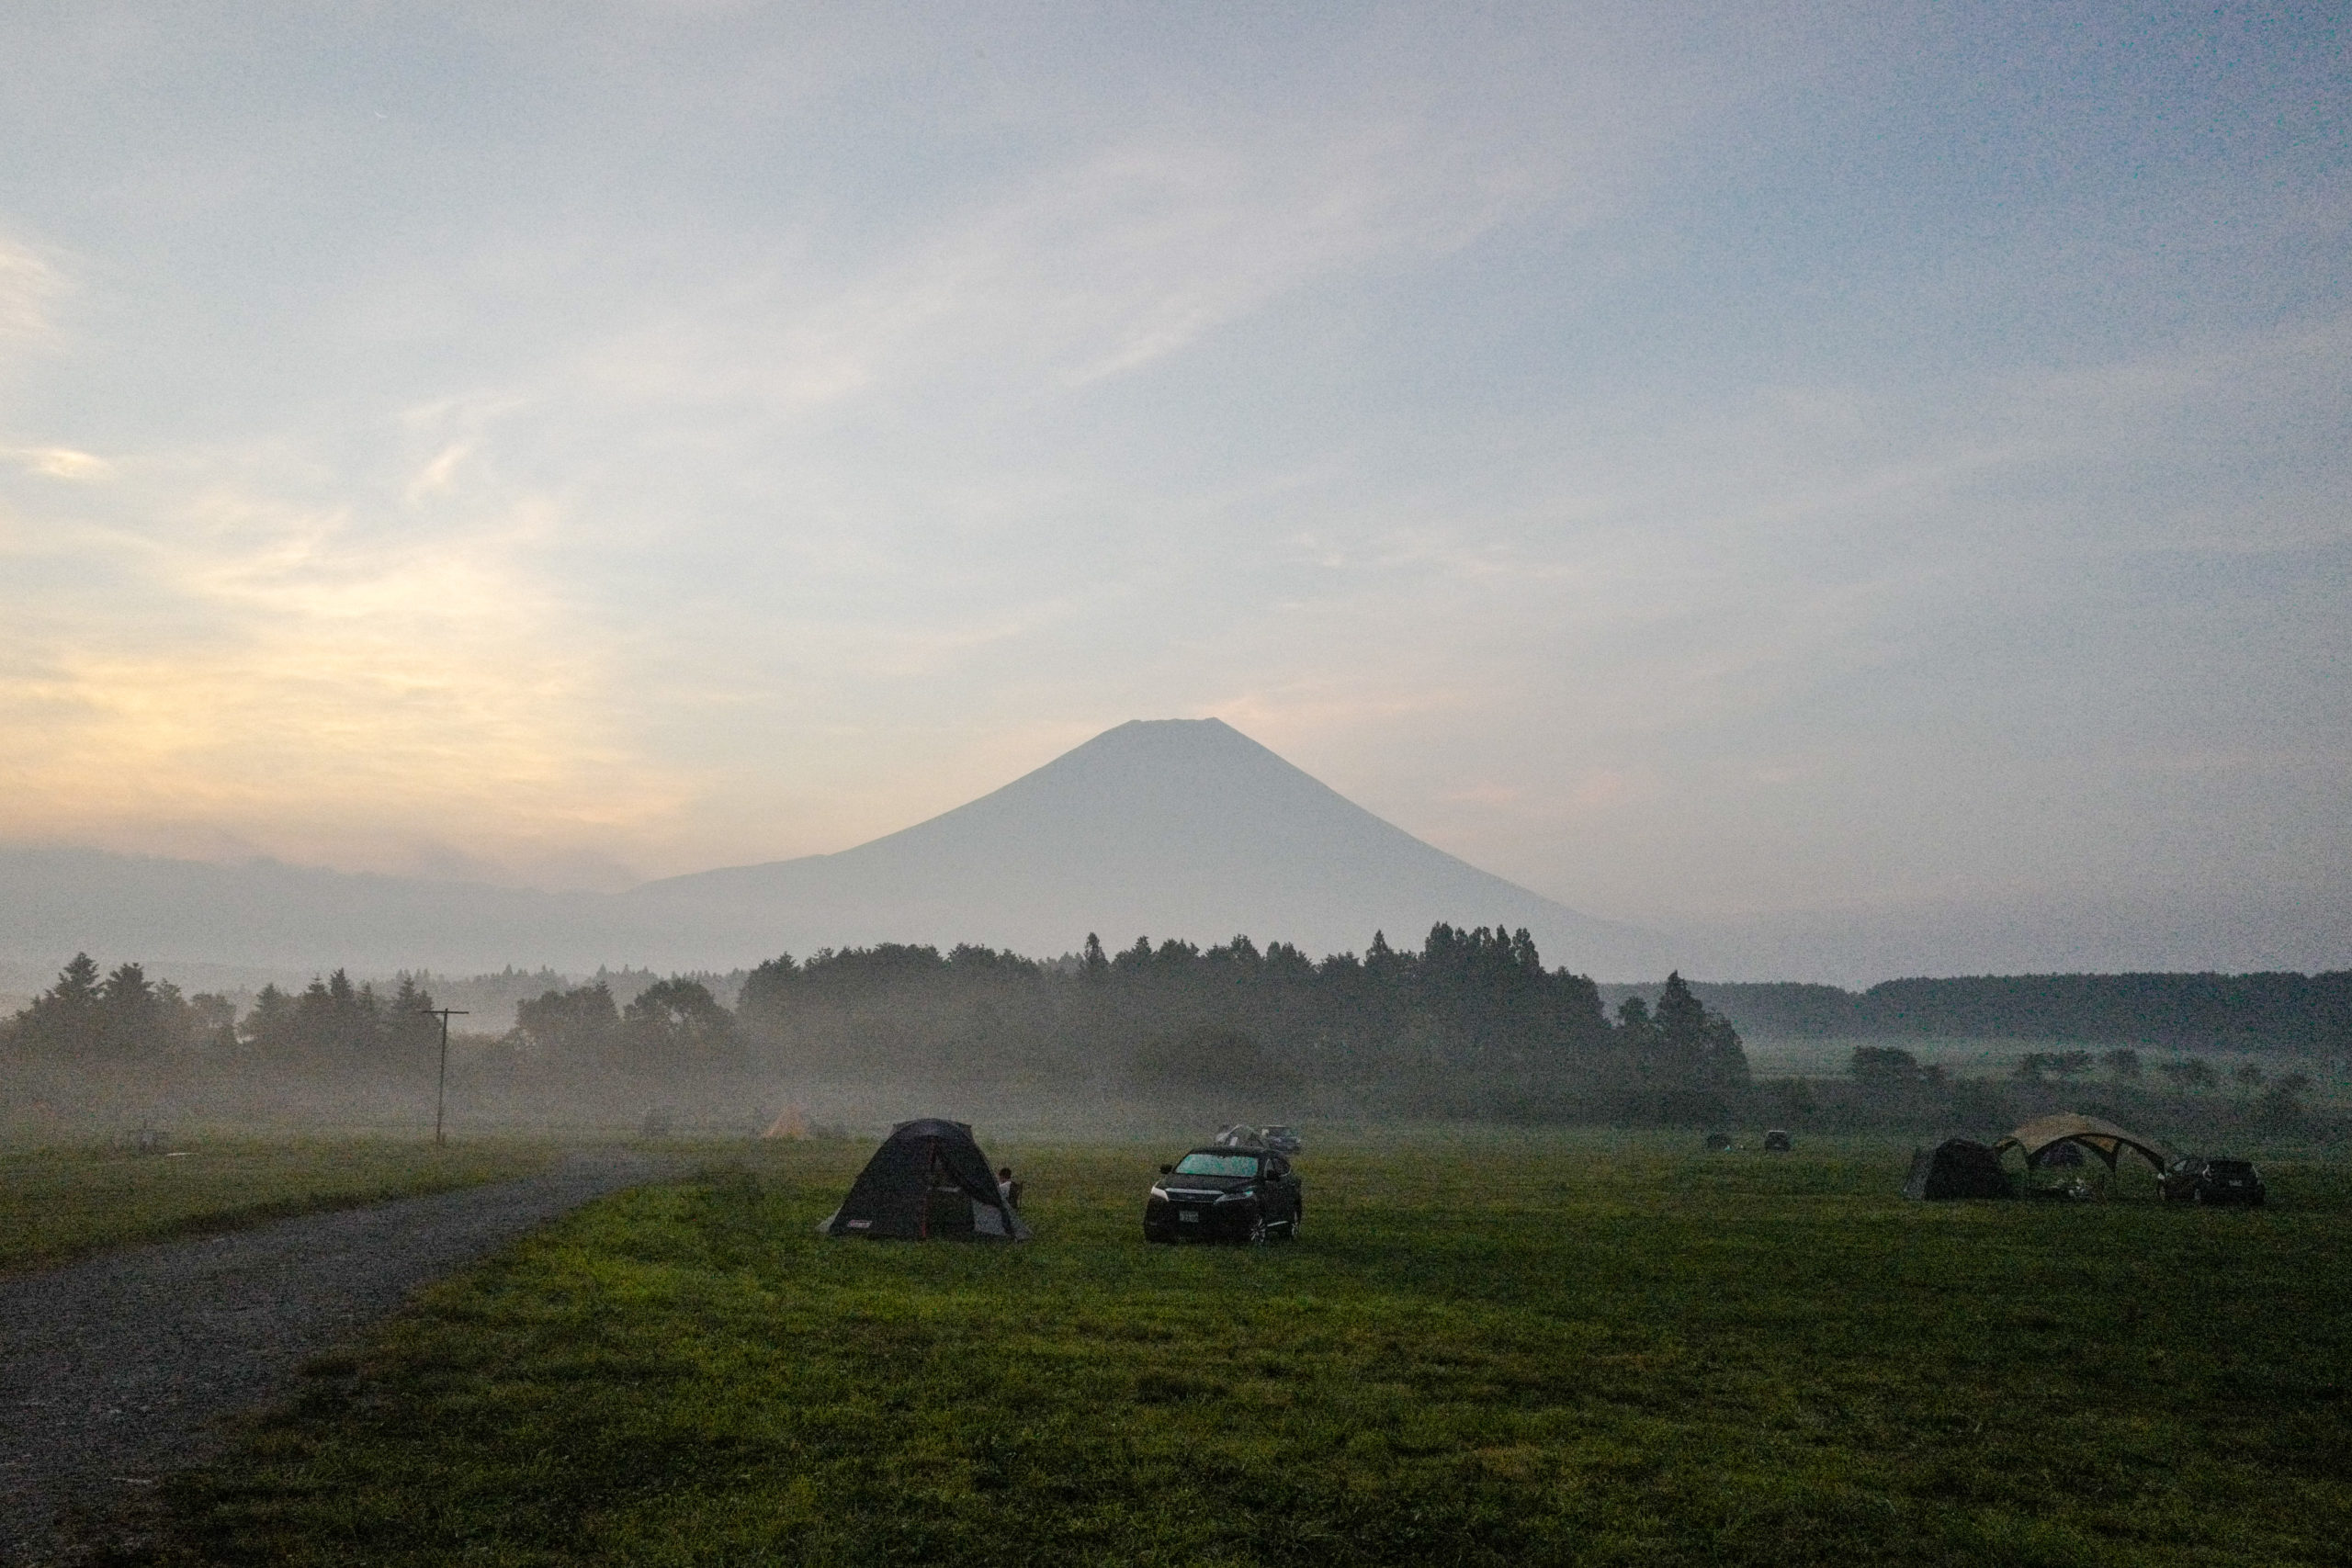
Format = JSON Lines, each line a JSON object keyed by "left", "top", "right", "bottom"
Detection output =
{"left": 16, "top": 953, "right": 105, "bottom": 1056}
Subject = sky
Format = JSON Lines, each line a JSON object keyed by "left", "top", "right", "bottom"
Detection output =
{"left": 0, "top": 2, "right": 2346, "bottom": 978}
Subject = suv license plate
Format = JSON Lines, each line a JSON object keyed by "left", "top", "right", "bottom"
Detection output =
{"left": 1179, "top": 1212, "right": 1200, "bottom": 1224}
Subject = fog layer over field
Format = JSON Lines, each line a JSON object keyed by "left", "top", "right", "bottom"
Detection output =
{"left": 2, "top": 927, "right": 1731, "bottom": 1137}
{"left": 6, "top": 934, "right": 2344, "bottom": 1150}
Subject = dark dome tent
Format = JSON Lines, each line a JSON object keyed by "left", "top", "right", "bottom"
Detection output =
{"left": 819, "top": 1118, "right": 1032, "bottom": 1241}
{"left": 1991, "top": 1112, "right": 2171, "bottom": 1174}
{"left": 1903, "top": 1139, "right": 2014, "bottom": 1201}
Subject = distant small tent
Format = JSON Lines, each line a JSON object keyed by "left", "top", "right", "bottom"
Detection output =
{"left": 818, "top": 1118, "right": 1031, "bottom": 1241}
{"left": 762, "top": 1105, "right": 810, "bottom": 1140}
{"left": 1903, "top": 1139, "right": 2014, "bottom": 1201}
{"left": 1992, "top": 1113, "right": 2170, "bottom": 1174}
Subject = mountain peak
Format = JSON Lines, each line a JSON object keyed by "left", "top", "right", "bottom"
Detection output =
{"left": 636, "top": 717, "right": 1672, "bottom": 976}
{"left": 1070, "top": 716, "right": 1255, "bottom": 755}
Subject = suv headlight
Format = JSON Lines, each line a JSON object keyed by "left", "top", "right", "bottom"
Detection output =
{"left": 1148, "top": 1186, "right": 1169, "bottom": 1201}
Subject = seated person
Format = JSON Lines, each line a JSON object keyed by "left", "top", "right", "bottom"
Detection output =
{"left": 996, "top": 1166, "right": 1023, "bottom": 1209}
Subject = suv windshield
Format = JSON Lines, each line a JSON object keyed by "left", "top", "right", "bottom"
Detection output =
{"left": 1172, "top": 1153, "right": 1260, "bottom": 1179}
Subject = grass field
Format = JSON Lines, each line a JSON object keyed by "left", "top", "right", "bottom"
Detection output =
{"left": 109, "top": 1133, "right": 2352, "bottom": 1566}
{"left": 0, "top": 1138, "right": 557, "bottom": 1272}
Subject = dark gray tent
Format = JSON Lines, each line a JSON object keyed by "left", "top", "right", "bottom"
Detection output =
{"left": 818, "top": 1118, "right": 1032, "bottom": 1241}
{"left": 1902, "top": 1139, "right": 2015, "bottom": 1201}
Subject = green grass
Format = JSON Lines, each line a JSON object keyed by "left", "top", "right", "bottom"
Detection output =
{"left": 0, "top": 1137, "right": 558, "bottom": 1271}
{"left": 115, "top": 1133, "right": 2352, "bottom": 1566}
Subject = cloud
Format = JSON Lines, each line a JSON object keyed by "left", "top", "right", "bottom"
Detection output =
{"left": 0, "top": 237, "right": 65, "bottom": 375}
{"left": 2, "top": 445, "right": 108, "bottom": 480}
{"left": 402, "top": 440, "right": 472, "bottom": 502}
{"left": 0, "top": 239, "right": 59, "bottom": 337}
{"left": 0, "top": 425, "right": 692, "bottom": 886}
{"left": 565, "top": 106, "right": 1561, "bottom": 425}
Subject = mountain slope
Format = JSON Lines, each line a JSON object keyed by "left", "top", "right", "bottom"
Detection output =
{"left": 628, "top": 718, "right": 1670, "bottom": 976}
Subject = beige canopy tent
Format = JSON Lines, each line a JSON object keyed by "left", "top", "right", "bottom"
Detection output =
{"left": 1992, "top": 1112, "right": 2172, "bottom": 1172}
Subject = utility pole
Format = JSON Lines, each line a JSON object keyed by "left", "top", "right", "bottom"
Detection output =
{"left": 424, "top": 1009, "right": 469, "bottom": 1146}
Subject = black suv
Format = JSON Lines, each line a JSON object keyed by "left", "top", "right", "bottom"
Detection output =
{"left": 2164, "top": 1156, "right": 2267, "bottom": 1207}
{"left": 1144, "top": 1147, "right": 1303, "bottom": 1244}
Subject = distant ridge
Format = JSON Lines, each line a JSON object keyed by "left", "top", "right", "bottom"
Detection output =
{"left": 0, "top": 846, "right": 610, "bottom": 975}
{"left": 0, "top": 719, "right": 1673, "bottom": 978}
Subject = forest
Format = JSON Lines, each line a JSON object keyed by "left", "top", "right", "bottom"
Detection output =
{"left": 13, "top": 935, "right": 2346, "bottom": 1137}
{"left": 1, "top": 926, "right": 1748, "bottom": 1127}
{"left": 1615, "top": 972, "right": 2352, "bottom": 1053}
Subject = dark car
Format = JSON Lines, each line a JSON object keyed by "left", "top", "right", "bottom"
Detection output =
{"left": 2162, "top": 1156, "right": 2267, "bottom": 1206}
{"left": 1144, "top": 1147, "right": 1303, "bottom": 1244}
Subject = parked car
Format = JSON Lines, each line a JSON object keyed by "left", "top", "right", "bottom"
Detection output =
{"left": 2162, "top": 1156, "right": 2267, "bottom": 1206}
{"left": 1763, "top": 1129, "right": 1792, "bottom": 1152}
{"left": 1144, "top": 1146, "right": 1303, "bottom": 1244}
{"left": 1260, "top": 1124, "right": 1303, "bottom": 1155}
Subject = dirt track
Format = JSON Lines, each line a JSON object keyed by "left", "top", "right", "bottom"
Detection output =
{"left": 0, "top": 1150, "right": 673, "bottom": 1563}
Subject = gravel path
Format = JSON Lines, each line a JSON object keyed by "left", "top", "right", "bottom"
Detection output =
{"left": 0, "top": 1150, "right": 675, "bottom": 1563}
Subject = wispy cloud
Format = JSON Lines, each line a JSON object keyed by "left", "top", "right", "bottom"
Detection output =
{"left": 0, "top": 426, "right": 690, "bottom": 886}
{"left": 0, "top": 237, "right": 66, "bottom": 378}
{"left": 0, "top": 240, "right": 59, "bottom": 337}
{"left": 565, "top": 110, "right": 1554, "bottom": 425}
{"left": 2, "top": 445, "right": 108, "bottom": 480}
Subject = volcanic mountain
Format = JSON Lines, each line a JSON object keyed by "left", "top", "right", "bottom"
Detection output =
{"left": 627, "top": 718, "right": 1668, "bottom": 976}
{"left": 0, "top": 719, "right": 1670, "bottom": 978}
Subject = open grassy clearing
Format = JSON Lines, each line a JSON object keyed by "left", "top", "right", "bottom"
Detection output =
{"left": 0, "top": 1138, "right": 559, "bottom": 1272}
{"left": 112, "top": 1133, "right": 2352, "bottom": 1566}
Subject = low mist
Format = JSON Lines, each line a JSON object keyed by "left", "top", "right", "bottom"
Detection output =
{"left": 6, "top": 930, "right": 2344, "bottom": 1149}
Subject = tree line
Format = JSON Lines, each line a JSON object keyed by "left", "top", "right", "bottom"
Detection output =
{"left": 1639, "top": 972, "right": 2352, "bottom": 1054}
{"left": 1, "top": 954, "right": 447, "bottom": 1070}
{"left": 701, "top": 922, "right": 1747, "bottom": 1121}
{"left": 1811, "top": 1041, "right": 2327, "bottom": 1142}
{"left": 6, "top": 926, "right": 1752, "bottom": 1123}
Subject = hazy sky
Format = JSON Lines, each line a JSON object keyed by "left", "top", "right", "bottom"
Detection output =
{"left": 1, "top": 3, "right": 2346, "bottom": 973}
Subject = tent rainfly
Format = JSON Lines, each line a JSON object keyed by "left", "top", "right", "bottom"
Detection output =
{"left": 1991, "top": 1113, "right": 2172, "bottom": 1173}
{"left": 818, "top": 1118, "right": 1031, "bottom": 1241}
{"left": 1902, "top": 1139, "right": 2014, "bottom": 1200}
